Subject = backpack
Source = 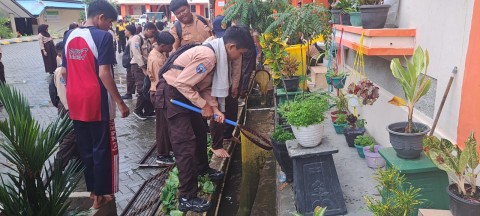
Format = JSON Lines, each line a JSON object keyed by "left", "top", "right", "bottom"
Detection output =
{"left": 174, "top": 15, "right": 210, "bottom": 42}
{"left": 122, "top": 35, "right": 144, "bottom": 69}
{"left": 150, "top": 43, "right": 214, "bottom": 100}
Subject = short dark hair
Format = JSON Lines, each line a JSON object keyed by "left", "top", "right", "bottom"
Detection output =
{"left": 55, "top": 41, "right": 64, "bottom": 52}
{"left": 144, "top": 22, "right": 157, "bottom": 31}
{"left": 155, "top": 22, "right": 164, "bottom": 31}
{"left": 126, "top": 24, "right": 136, "bottom": 35}
{"left": 170, "top": 0, "right": 189, "bottom": 12}
{"left": 154, "top": 31, "right": 175, "bottom": 45}
{"left": 223, "top": 26, "right": 254, "bottom": 50}
{"left": 87, "top": 0, "right": 118, "bottom": 20}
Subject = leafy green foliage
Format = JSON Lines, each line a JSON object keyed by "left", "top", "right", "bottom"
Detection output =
{"left": 389, "top": 47, "right": 432, "bottom": 133}
{"left": 0, "top": 84, "right": 83, "bottom": 216}
{"left": 170, "top": 210, "right": 184, "bottom": 216}
{"left": 364, "top": 167, "right": 423, "bottom": 216}
{"left": 161, "top": 168, "right": 180, "bottom": 214}
{"left": 354, "top": 135, "right": 375, "bottom": 147}
{"left": 334, "top": 114, "right": 347, "bottom": 124}
{"left": 198, "top": 175, "right": 215, "bottom": 195}
{"left": 0, "top": 17, "right": 14, "bottom": 39}
{"left": 314, "top": 206, "right": 327, "bottom": 216}
{"left": 271, "top": 127, "right": 295, "bottom": 143}
{"left": 332, "top": 0, "right": 356, "bottom": 12}
{"left": 222, "top": 0, "right": 290, "bottom": 33}
{"left": 334, "top": 92, "right": 349, "bottom": 113}
{"left": 259, "top": 32, "right": 288, "bottom": 76}
{"left": 279, "top": 94, "right": 330, "bottom": 127}
{"left": 266, "top": 4, "right": 328, "bottom": 44}
{"left": 423, "top": 132, "right": 479, "bottom": 197}
{"left": 359, "top": 0, "right": 384, "bottom": 5}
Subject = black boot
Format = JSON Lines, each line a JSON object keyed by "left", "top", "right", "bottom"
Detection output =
{"left": 178, "top": 197, "right": 211, "bottom": 212}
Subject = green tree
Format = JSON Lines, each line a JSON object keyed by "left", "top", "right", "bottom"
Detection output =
{"left": 0, "top": 84, "right": 83, "bottom": 216}
{"left": 0, "top": 17, "right": 14, "bottom": 39}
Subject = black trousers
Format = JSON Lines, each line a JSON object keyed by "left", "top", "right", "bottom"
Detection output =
{"left": 118, "top": 32, "right": 126, "bottom": 53}
{"left": 157, "top": 80, "right": 209, "bottom": 199}
{"left": 210, "top": 95, "right": 238, "bottom": 149}
{"left": 0, "top": 62, "right": 5, "bottom": 83}
{"left": 132, "top": 64, "right": 154, "bottom": 114}
{"left": 126, "top": 66, "right": 135, "bottom": 95}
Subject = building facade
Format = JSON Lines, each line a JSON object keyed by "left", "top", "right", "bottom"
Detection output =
{"left": 116, "top": 0, "right": 211, "bottom": 21}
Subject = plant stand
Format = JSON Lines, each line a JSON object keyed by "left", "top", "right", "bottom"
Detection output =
{"left": 286, "top": 139, "right": 347, "bottom": 216}
{"left": 275, "top": 88, "right": 303, "bottom": 107}
{"left": 379, "top": 147, "right": 449, "bottom": 214}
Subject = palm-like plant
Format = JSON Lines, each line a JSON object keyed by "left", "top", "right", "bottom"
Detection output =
{"left": 388, "top": 47, "right": 432, "bottom": 133}
{"left": 0, "top": 84, "right": 82, "bottom": 215}
{"left": 222, "top": 0, "right": 290, "bottom": 33}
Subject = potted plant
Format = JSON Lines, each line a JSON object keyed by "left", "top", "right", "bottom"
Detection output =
{"left": 331, "top": 92, "right": 349, "bottom": 122}
{"left": 347, "top": 79, "right": 380, "bottom": 106}
{"left": 423, "top": 132, "right": 480, "bottom": 216}
{"left": 331, "top": 0, "right": 355, "bottom": 25}
{"left": 343, "top": 114, "right": 366, "bottom": 147}
{"left": 358, "top": 0, "right": 391, "bottom": 29}
{"left": 333, "top": 113, "right": 348, "bottom": 134}
{"left": 363, "top": 144, "right": 386, "bottom": 168}
{"left": 280, "top": 94, "right": 330, "bottom": 148}
{"left": 271, "top": 127, "right": 296, "bottom": 183}
{"left": 281, "top": 56, "right": 301, "bottom": 92}
{"left": 364, "top": 167, "right": 423, "bottom": 215}
{"left": 387, "top": 47, "right": 432, "bottom": 159}
{"left": 328, "top": 70, "right": 348, "bottom": 89}
{"left": 354, "top": 135, "right": 375, "bottom": 158}
{"left": 349, "top": 0, "right": 362, "bottom": 26}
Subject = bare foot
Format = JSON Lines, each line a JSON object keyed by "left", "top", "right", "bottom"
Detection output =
{"left": 90, "top": 192, "right": 94, "bottom": 200}
{"left": 92, "top": 195, "right": 114, "bottom": 209}
{"left": 211, "top": 148, "right": 230, "bottom": 158}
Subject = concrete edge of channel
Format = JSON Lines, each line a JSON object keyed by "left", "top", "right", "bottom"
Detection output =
{"left": 0, "top": 36, "right": 63, "bottom": 45}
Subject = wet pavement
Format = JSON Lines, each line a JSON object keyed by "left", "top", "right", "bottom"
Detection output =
{"left": 0, "top": 41, "right": 163, "bottom": 213}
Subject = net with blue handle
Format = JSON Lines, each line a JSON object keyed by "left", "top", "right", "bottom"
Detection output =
{"left": 170, "top": 99, "right": 272, "bottom": 150}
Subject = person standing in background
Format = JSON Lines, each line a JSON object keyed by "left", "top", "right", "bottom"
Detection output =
{"left": 38, "top": 24, "right": 57, "bottom": 74}
{"left": 121, "top": 24, "right": 138, "bottom": 100}
{"left": 116, "top": 19, "right": 127, "bottom": 53}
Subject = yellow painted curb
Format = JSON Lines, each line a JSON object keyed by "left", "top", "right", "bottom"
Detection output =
{"left": 0, "top": 41, "right": 10, "bottom": 45}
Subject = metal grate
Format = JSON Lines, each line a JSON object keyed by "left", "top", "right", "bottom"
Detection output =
{"left": 137, "top": 144, "right": 171, "bottom": 168}
{"left": 121, "top": 166, "right": 173, "bottom": 216}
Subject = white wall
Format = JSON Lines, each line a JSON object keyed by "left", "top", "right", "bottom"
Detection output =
{"left": 350, "top": 0, "right": 474, "bottom": 146}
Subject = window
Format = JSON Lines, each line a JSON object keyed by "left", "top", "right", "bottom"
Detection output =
{"left": 190, "top": 5, "right": 196, "bottom": 13}
{"left": 45, "top": 10, "right": 59, "bottom": 22}
{"left": 204, "top": 8, "right": 209, "bottom": 18}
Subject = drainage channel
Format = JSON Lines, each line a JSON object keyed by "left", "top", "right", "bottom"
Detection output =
{"left": 121, "top": 166, "right": 173, "bottom": 216}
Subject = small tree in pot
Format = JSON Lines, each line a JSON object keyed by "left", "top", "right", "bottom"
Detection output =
{"left": 387, "top": 47, "right": 432, "bottom": 159}
{"left": 331, "top": 91, "right": 349, "bottom": 123}
{"left": 281, "top": 56, "right": 301, "bottom": 92}
{"left": 423, "top": 132, "right": 480, "bottom": 216}
{"left": 333, "top": 113, "right": 348, "bottom": 134}
{"left": 343, "top": 114, "right": 366, "bottom": 147}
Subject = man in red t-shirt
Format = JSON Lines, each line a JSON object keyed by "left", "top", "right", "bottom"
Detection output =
{"left": 61, "top": 0, "right": 129, "bottom": 209}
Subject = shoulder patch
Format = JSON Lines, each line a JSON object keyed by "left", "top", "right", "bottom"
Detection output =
{"left": 196, "top": 63, "right": 207, "bottom": 74}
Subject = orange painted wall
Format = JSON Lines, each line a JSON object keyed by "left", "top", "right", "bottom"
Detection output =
{"left": 120, "top": 5, "right": 126, "bottom": 18}
{"left": 457, "top": 0, "right": 480, "bottom": 147}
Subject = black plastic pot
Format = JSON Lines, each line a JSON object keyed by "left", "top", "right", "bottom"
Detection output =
{"left": 331, "top": 9, "right": 341, "bottom": 24}
{"left": 359, "top": 5, "right": 391, "bottom": 29}
{"left": 340, "top": 12, "right": 351, "bottom": 25}
{"left": 271, "top": 139, "right": 294, "bottom": 183}
{"left": 281, "top": 77, "right": 300, "bottom": 92}
{"left": 448, "top": 184, "right": 480, "bottom": 216}
{"left": 387, "top": 122, "right": 430, "bottom": 159}
{"left": 343, "top": 127, "right": 366, "bottom": 147}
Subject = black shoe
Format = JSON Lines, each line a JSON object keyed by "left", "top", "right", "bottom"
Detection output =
{"left": 200, "top": 168, "right": 224, "bottom": 182}
{"left": 178, "top": 197, "right": 211, "bottom": 213}
{"left": 121, "top": 94, "right": 132, "bottom": 100}
{"left": 144, "top": 111, "right": 156, "bottom": 118}
{"left": 155, "top": 155, "right": 175, "bottom": 165}
{"left": 133, "top": 111, "right": 147, "bottom": 120}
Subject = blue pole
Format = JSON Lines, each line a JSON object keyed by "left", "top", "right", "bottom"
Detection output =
{"left": 170, "top": 99, "right": 238, "bottom": 127}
